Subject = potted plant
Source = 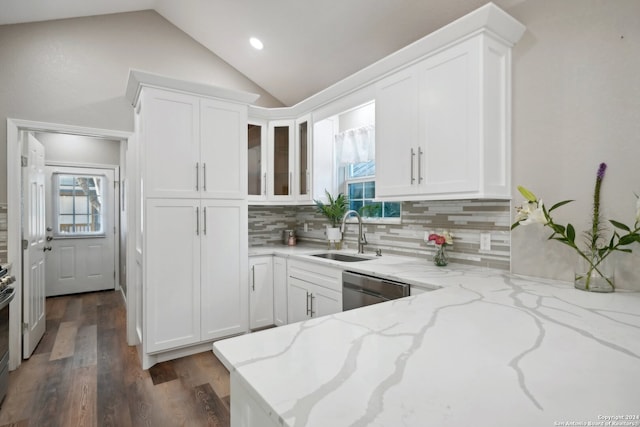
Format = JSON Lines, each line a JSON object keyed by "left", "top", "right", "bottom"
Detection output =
{"left": 314, "top": 190, "right": 349, "bottom": 248}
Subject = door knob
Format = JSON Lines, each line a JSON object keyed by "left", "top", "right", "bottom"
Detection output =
{"left": 46, "top": 227, "right": 53, "bottom": 232}
{"left": 46, "top": 236, "right": 53, "bottom": 241}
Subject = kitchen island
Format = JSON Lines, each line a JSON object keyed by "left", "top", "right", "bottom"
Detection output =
{"left": 214, "top": 261, "right": 640, "bottom": 426}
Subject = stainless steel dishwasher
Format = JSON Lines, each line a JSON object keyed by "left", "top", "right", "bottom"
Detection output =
{"left": 342, "top": 271, "right": 411, "bottom": 311}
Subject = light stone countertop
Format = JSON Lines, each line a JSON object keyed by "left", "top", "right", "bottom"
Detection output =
{"left": 223, "top": 246, "right": 640, "bottom": 426}
{"left": 249, "top": 244, "right": 500, "bottom": 291}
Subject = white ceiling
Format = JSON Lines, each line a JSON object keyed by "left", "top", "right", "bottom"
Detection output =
{"left": 0, "top": 0, "right": 522, "bottom": 106}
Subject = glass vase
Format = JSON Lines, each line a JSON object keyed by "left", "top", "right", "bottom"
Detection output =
{"left": 574, "top": 251, "right": 614, "bottom": 293}
{"left": 433, "top": 245, "right": 448, "bottom": 267}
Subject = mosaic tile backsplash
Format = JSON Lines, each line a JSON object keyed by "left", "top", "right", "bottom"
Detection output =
{"left": 249, "top": 200, "right": 511, "bottom": 270}
{"left": 0, "top": 204, "right": 7, "bottom": 263}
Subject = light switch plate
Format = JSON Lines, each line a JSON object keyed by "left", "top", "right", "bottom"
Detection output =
{"left": 480, "top": 233, "right": 491, "bottom": 251}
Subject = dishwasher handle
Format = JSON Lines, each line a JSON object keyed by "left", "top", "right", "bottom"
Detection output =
{"left": 342, "top": 271, "right": 410, "bottom": 299}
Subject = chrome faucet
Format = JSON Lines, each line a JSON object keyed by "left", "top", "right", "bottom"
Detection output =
{"left": 341, "top": 210, "right": 368, "bottom": 254}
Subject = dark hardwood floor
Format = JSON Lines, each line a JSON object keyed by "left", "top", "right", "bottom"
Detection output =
{"left": 0, "top": 290, "right": 232, "bottom": 427}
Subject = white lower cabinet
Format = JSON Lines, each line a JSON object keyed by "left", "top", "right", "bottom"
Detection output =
{"left": 288, "top": 278, "right": 341, "bottom": 323}
{"left": 145, "top": 198, "right": 248, "bottom": 354}
{"left": 272, "top": 256, "right": 288, "bottom": 326}
{"left": 249, "top": 256, "right": 274, "bottom": 330}
{"left": 146, "top": 199, "right": 201, "bottom": 352}
{"left": 288, "top": 277, "right": 313, "bottom": 324}
{"left": 287, "top": 260, "right": 342, "bottom": 323}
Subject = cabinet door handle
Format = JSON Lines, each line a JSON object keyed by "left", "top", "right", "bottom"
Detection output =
{"left": 263, "top": 172, "right": 267, "bottom": 196}
{"left": 306, "top": 291, "right": 310, "bottom": 316}
{"left": 251, "top": 266, "right": 255, "bottom": 291}
{"left": 289, "top": 172, "right": 292, "bottom": 195}
{"left": 310, "top": 293, "right": 316, "bottom": 317}
{"left": 196, "top": 206, "right": 199, "bottom": 235}
{"left": 195, "top": 163, "right": 199, "bottom": 191}
{"left": 203, "top": 206, "right": 207, "bottom": 235}
{"left": 203, "top": 163, "right": 207, "bottom": 192}
{"left": 418, "top": 147, "right": 424, "bottom": 183}
{"left": 410, "top": 148, "right": 416, "bottom": 184}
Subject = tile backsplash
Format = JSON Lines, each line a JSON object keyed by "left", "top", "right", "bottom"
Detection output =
{"left": 249, "top": 200, "right": 511, "bottom": 270}
{"left": 0, "top": 204, "right": 7, "bottom": 263}
{"left": 248, "top": 205, "right": 298, "bottom": 246}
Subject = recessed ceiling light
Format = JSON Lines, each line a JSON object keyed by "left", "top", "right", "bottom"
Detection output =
{"left": 249, "top": 37, "right": 264, "bottom": 50}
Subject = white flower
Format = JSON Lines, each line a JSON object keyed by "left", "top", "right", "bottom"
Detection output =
{"left": 515, "top": 200, "right": 548, "bottom": 225}
{"left": 442, "top": 231, "right": 453, "bottom": 245}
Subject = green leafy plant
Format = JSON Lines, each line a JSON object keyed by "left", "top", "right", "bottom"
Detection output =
{"left": 314, "top": 190, "right": 349, "bottom": 228}
{"left": 512, "top": 163, "right": 640, "bottom": 290}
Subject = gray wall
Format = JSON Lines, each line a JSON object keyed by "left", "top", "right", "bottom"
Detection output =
{"left": 36, "top": 132, "right": 121, "bottom": 165}
{"left": 507, "top": 0, "right": 640, "bottom": 289}
{"left": 0, "top": 10, "right": 284, "bottom": 203}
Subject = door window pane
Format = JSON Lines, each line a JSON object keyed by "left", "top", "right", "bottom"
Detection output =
{"left": 53, "top": 174, "right": 106, "bottom": 237}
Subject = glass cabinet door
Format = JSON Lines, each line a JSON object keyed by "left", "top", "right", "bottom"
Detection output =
{"left": 297, "top": 120, "right": 309, "bottom": 197}
{"left": 272, "top": 125, "right": 291, "bottom": 196}
{"left": 248, "top": 123, "right": 264, "bottom": 196}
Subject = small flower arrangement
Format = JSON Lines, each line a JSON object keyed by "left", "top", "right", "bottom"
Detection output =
{"left": 428, "top": 231, "right": 453, "bottom": 266}
{"left": 428, "top": 232, "right": 453, "bottom": 246}
{"left": 512, "top": 163, "right": 640, "bottom": 291}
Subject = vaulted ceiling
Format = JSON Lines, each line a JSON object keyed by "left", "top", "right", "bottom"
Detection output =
{"left": 0, "top": 0, "right": 523, "bottom": 106}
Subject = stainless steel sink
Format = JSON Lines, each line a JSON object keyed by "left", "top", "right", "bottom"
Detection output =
{"left": 311, "top": 253, "right": 373, "bottom": 262}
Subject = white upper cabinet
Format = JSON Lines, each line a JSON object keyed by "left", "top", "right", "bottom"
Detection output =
{"left": 200, "top": 98, "right": 247, "bottom": 199}
{"left": 294, "top": 116, "right": 312, "bottom": 202}
{"left": 268, "top": 120, "right": 295, "bottom": 201}
{"left": 248, "top": 120, "right": 267, "bottom": 201}
{"left": 417, "top": 39, "right": 480, "bottom": 195}
{"left": 375, "top": 66, "right": 419, "bottom": 197}
{"left": 140, "top": 87, "right": 248, "bottom": 200}
{"left": 143, "top": 88, "right": 200, "bottom": 199}
{"left": 376, "top": 34, "right": 511, "bottom": 200}
{"left": 242, "top": 3, "right": 524, "bottom": 204}
{"left": 248, "top": 116, "right": 312, "bottom": 204}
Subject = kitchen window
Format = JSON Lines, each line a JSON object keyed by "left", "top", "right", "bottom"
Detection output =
{"left": 344, "top": 161, "right": 401, "bottom": 220}
{"left": 53, "top": 173, "right": 106, "bottom": 237}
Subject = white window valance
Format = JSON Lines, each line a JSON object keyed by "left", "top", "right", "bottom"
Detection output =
{"left": 335, "top": 124, "right": 375, "bottom": 166}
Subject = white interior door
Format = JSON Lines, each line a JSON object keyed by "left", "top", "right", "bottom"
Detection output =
{"left": 22, "top": 133, "right": 47, "bottom": 359}
{"left": 44, "top": 166, "right": 116, "bottom": 297}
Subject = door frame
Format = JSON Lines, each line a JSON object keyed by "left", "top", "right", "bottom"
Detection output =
{"left": 6, "top": 118, "right": 133, "bottom": 370}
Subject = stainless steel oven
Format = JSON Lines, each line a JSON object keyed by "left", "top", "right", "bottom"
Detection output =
{"left": 342, "top": 271, "right": 411, "bottom": 311}
{"left": 0, "top": 267, "right": 16, "bottom": 408}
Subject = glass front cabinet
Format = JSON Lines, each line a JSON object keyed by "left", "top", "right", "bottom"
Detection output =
{"left": 247, "top": 116, "right": 312, "bottom": 203}
{"left": 270, "top": 121, "right": 293, "bottom": 200}
{"left": 247, "top": 121, "right": 266, "bottom": 200}
{"left": 295, "top": 115, "right": 311, "bottom": 202}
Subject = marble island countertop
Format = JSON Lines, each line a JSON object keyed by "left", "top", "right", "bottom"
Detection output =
{"left": 218, "top": 247, "right": 640, "bottom": 426}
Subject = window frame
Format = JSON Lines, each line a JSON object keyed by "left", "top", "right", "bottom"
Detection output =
{"left": 342, "top": 170, "right": 401, "bottom": 225}
{"left": 52, "top": 173, "right": 107, "bottom": 238}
